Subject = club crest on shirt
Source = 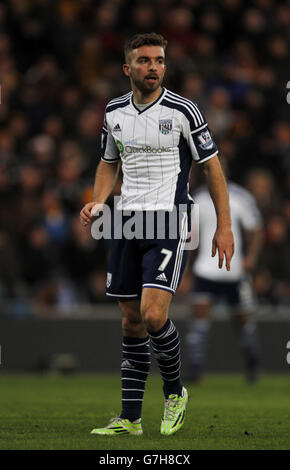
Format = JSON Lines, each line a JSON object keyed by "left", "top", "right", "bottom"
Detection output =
{"left": 197, "top": 130, "right": 214, "bottom": 150}
{"left": 159, "top": 119, "right": 172, "bottom": 135}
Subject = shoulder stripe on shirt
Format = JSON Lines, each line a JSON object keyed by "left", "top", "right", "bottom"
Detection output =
{"left": 106, "top": 99, "right": 131, "bottom": 114}
{"left": 191, "top": 123, "right": 208, "bottom": 134}
{"left": 161, "top": 96, "right": 201, "bottom": 129}
{"left": 167, "top": 90, "right": 204, "bottom": 123}
{"left": 166, "top": 91, "right": 205, "bottom": 126}
{"left": 108, "top": 92, "right": 132, "bottom": 105}
{"left": 165, "top": 94, "right": 203, "bottom": 127}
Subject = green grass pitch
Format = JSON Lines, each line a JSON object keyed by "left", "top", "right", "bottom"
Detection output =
{"left": 0, "top": 373, "right": 289, "bottom": 450}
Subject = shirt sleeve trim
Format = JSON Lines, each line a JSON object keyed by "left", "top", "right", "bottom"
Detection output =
{"left": 101, "top": 157, "right": 120, "bottom": 163}
{"left": 190, "top": 123, "right": 208, "bottom": 134}
{"left": 196, "top": 151, "right": 218, "bottom": 164}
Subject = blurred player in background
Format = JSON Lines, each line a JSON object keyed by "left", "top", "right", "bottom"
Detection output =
{"left": 80, "top": 33, "right": 234, "bottom": 437}
{"left": 186, "top": 175, "right": 263, "bottom": 383}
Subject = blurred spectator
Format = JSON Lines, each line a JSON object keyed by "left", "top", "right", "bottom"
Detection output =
{"left": 256, "top": 215, "right": 290, "bottom": 305}
{"left": 242, "top": 8, "right": 267, "bottom": 49}
{"left": 0, "top": 230, "right": 21, "bottom": 298}
{"left": 193, "top": 34, "right": 218, "bottom": 81}
{"left": 245, "top": 169, "right": 282, "bottom": 217}
{"left": 93, "top": 1, "right": 123, "bottom": 54}
{"left": 162, "top": 7, "right": 196, "bottom": 52}
{"left": 180, "top": 73, "right": 205, "bottom": 106}
{"left": 76, "top": 107, "right": 103, "bottom": 166}
{"left": 42, "top": 115, "right": 64, "bottom": 144}
{"left": 165, "top": 41, "right": 196, "bottom": 90}
{"left": 56, "top": 140, "right": 87, "bottom": 211}
{"left": 59, "top": 83, "right": 83, "bottom": 135}
{"left": 15, "top": 164, "right": 44, "bottom": 234}
{"left": 41, "top": 188, "right": 69, "bottom": 244}
{"left": 21, "top": 225, "right": 58, "bottom": 287}
{"left": 61, "top": 215, "right": 108, "bottom": 302}
{"left": 52, "top": 0, "right": 82, "bottom": 69}
{"left": 9, "top": 111, "right": 30, "bottom": 153}
{"left": 273, "top": 121, "right": 290, "bottom": 171}
{"left": 130, "top": 2, "right": 158, "bottom": 35}
{"left": 206, "top": 87, "right": 233, "bottom": 137}
{"left": 76, "top": 33, "right": 103, "bottom": 91}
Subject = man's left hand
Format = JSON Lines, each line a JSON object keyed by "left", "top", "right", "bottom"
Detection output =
{"left": 212, "top": 226, "right": 235, "bottom": 271}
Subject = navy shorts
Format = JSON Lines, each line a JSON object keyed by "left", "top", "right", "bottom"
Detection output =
{"left": 106, "top": 210, "right": 191, "bottom": 301}
{"left": 192, "top": 275, "right": 254, "bottom": 310}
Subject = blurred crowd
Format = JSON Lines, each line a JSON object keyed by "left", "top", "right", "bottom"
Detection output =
{"left": 0, "top": 0, "right": 289, "bottom": 315}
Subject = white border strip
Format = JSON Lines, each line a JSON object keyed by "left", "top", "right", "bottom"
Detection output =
{"left": 196, "top": 151, "right": 218, "bottom": 164}
{"left": 106, "top": 293, "right": 139, "bottom": 298}
{"left": 142, "top": 284, "right": 175, "bottom": 294}
{"left": 171, "top": 212, "right": 187, "bottom": 290}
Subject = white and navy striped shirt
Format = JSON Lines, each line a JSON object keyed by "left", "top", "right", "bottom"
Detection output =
{"left": 101, "top": 87, "right": 218, "bottom": 211}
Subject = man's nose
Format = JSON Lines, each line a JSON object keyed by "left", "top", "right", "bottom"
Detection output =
{"left": 149, "top": 61, "right": 157, "bottom": 71}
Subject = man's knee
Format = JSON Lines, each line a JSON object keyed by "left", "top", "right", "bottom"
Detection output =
{"left": 122, "top": 315, "right": 147, "bottom": 337}
{"left": 119, "top": 300, "right": 147, "bottom": 337}
{"left": 140, "top": 288, "right": 172, "bottom": 332}
{"left": 141, "top": 304, "right": 167, "bottom": 332}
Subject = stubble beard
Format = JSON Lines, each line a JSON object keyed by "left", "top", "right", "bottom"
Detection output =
{"left": 131, "top": 75, "right": 163, "bottom": 96}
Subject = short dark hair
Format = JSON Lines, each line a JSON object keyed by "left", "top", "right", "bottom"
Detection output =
{"left": 124, "top": 33, "right": 168, "bottom": 62}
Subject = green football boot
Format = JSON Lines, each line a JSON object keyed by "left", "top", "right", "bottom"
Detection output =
{"left": 160, "top": 387, "right": 188, "bottom": 436}
{"left": 91, "top": 417, "right": 143, "bottom": 436}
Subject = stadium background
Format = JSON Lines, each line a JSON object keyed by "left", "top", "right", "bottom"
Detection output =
{"left": 0, "top": 0, "right": 289, "bottom": 374}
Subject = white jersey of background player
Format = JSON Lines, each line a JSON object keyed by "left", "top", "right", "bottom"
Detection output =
{"left": 194, "top": 182, "right": 262, "bottom": 282}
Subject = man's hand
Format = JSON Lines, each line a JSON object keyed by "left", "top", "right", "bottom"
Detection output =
{"left": 212, "top": 226, "right": 235, "bottom": 271}
{"left": 80, "top": 202, "right": 104, "bottom": 227}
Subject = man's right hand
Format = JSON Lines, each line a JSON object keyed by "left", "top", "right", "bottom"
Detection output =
{"left": 80, "top": 202, "right": 104, "bottom": 226}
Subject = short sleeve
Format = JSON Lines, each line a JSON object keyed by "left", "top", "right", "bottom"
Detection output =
{"left": 101, "top": 116, "right": 120, "bottom": 164}
{"left": 181, "top": 102, "right": 218, "bottom": 164}
{"left": 239, "top": 194, "right": 263, "bottom": 230}
{"left": 231, "top": 185, "right": 263, "bottom": 230}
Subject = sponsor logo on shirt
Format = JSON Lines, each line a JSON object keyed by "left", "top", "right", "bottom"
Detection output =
{"left": 115, "top": 139, "right": 172, "bottom": 155}
{"left": 125, "top": 145, "right": 172, "bottom": 154}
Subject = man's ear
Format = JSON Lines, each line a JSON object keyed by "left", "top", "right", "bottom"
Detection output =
{"left": 123, "top": 64, "right": 130, "bottom": 77}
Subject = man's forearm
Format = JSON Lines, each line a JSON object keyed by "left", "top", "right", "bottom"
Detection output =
{"left": 202, "top": 156, "right": 231, "bottom": 228}
{"left": 201, "top": 156, "right": 234, "bottom": 270}
{"left": 92, "top": 160, "right": 120, "bottom": 203}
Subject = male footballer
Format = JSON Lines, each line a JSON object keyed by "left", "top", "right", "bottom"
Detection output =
{"left": 80, "top": 33, "right": 234, "bottom": 436}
